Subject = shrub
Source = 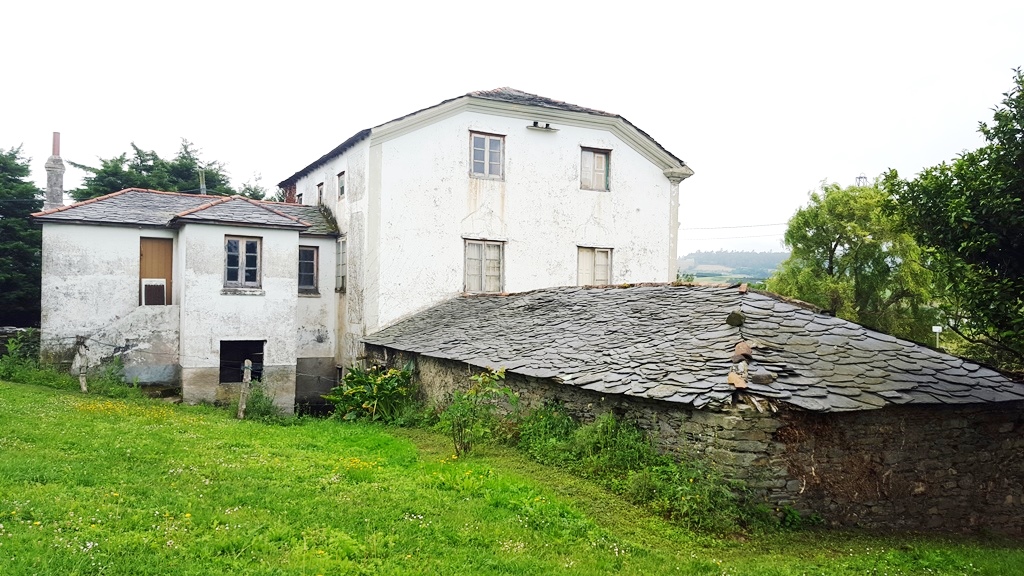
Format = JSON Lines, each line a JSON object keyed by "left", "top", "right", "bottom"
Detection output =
{"left": 438, "top": 368, "right": 517, "bottom": 456}
{"left": 323, "top": 363, "right": 414, "bottom": 423}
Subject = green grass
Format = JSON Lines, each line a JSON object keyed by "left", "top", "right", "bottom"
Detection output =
{"left": 0, "top": 381, "right": 1021, "bottom": 575}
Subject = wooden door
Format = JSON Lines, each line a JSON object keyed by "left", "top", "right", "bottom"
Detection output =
{"left": 140, "top": 237, "right": 173, "bottom": 305}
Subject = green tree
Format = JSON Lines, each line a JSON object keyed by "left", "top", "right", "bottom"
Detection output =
{"left": 767, "top": 182, "right": 935, "bottom": 342}
{"left": 0, "top": 146, "right": 43, "bottom": 326}
{"left": 885, "top": 69, "right": 1024, "bottom": 364}
{"left": 69, "top": 139, "right": 236, "bottom": 200}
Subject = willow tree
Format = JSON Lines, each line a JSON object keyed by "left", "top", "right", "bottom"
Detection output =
{"left": 767, "top": 182, "right": 935, "bottom": 343}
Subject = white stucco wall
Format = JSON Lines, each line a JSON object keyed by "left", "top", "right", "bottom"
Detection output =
{"left": 39, "top": 223, "right": 180, "bottom": 380}
{"left": 296, "top": 235, "right": 338, "bottom": 359}
{"left": 368, "top": 109, "right": 674, "bottom": 330}
{"left": 178, "top": 223, "right": 298, "bottom": 409}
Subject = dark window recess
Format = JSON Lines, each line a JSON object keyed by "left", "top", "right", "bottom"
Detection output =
{"left": 219, "top": 340, "right": 265, "bottom": 383}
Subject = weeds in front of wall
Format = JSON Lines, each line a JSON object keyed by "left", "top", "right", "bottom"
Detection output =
{"left": 0, "top": 330, "right": 141, "bottom": 399}
{"left": 437, "top": 368, "right": 517, "bottom": 457}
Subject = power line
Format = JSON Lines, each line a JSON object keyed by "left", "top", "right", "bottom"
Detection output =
{"left": 680, "top": 233, "right": 785, "bottom": 240}
{"left": 683, "top": 222, "right": 787, "bottom": 230}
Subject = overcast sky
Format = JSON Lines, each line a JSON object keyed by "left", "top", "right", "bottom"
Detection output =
{"left": 5, "top": 1, "right": 1022, "bottom": 256}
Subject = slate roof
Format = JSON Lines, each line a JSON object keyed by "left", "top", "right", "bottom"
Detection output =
{"left": 278, "top": 87, "right": 684, "bottom": 187}
{"left": 363, "top": 285, "right": 1024, "bottom": 413}
{"left": 32, "top": 188, "right": 338, "bottom": 235}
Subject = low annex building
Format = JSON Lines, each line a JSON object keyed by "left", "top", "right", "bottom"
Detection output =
{"left": 32, "top": 188, "right": 342, "bottom": 410}
{"left": 363, "top": 284, "right": 1024, "bottom": 534}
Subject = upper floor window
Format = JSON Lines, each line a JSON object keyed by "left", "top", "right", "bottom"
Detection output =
{"left": 337, "top": 172, "right": 346, "bottom": 198}
{"left": 471, "top": 133, "right": 503, "bottom": 179}
{"left": 465, "top": 239, "right": 503, "bottom": 293}
{"left": 578, "top": 247, "right": 612, "bottom": 285}
{"left": 316, "top": 183, "right": 324, "bottom": 205}
{"left": 581, "top": 148, "right": 610, "bottom": 191}
{"left": 225, "top": 236, "right": 261, "bottom": 288}
{"left": 298, "top": 246, "right": 318, "bottom": 294}
{"left": 296, "top": 192, "right": 304, "bottom": 205}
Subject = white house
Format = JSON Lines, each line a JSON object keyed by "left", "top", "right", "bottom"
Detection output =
{"left": 33, "top": 190, "right": 341, "bottom": 410}
{"left": 278, "top": 88, "right": 694, "bottom": 367}
{"left": 33, "top": 88, "right": 693, "bottom": 411}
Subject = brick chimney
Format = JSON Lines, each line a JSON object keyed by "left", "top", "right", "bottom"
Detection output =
{"left": 43, "top": 132, "right": 65, "bottom": 211}
{"left": 283, "top": 183, "right": 297, "bottom": 204}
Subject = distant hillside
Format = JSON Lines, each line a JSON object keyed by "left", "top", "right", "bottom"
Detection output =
{"left": 678, "top": 250, "right": 789, "bottom": 283}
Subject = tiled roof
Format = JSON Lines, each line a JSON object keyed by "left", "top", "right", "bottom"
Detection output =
{"left": 32, "top": 189, "right": 338, "bottom": 234}
{"left": 269, "top": 203, "right": 340, "bottom": 235}
{"left": 468, "top": 87, "right": 617, "bottom": 117}
{"left": 363, "top": 285, "right": 1024, "bottom": 412}
{"left": 278, "top": 87, "right": 684, "bottom": 187}
{"left": 31, "top": 188, "right": 212, "bottom": 226}
{"left": 174, "top": 196, "right": 308, "bottom": 229}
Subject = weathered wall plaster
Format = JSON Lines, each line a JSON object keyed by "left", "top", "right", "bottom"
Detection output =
{"left": 178, "top": 223, "right": 298, "bottom": 411}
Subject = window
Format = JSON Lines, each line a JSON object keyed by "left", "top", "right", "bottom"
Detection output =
{"left": 335, "top": 239, "right": 347, "bottom": 292}
{"left": 296, "top": 192, "right": 304, "bottom": 205}
{"left": 578, "top": 247, "right": 612, "bottom": 285}
{"left": 581, "top": 148, "right": 610, "bottom": 191}
{"left": 337, "top": 172, "right": 346, "bottom": 198}
{"left": 298, "top": 246, "right": 318, "bottom": 293}
{"left": 470, "top": 133, "right": 503, "bottom": 179}
{"left": 225, "top": 236, "right": 261, "bottom": 288}
{"left": 465, "top": 240, "right": 503, "bottom": 293}
{"left": 316, "top": 183, "right": 324, "bottom": 205}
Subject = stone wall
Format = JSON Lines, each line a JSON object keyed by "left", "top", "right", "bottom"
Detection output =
{"left": 773, "top": 403, "right": 1024, "bottom": 534}
{"left": 366, "top": 345, "right": 1024, "bottom": 535}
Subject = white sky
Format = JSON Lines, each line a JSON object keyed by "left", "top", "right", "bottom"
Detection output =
{"left": 5, "top": 1, "right": 1022, "bottom": 256}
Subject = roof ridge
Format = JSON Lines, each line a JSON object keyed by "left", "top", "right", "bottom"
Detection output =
{"left": 173, "top": 194, "right": 233, "bottom": 218}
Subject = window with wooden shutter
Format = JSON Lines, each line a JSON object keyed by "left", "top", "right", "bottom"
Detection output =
{"left": 578, "top": 247, "right": 612, "bottom": 285}
{"left": 465, "top": 239, "right": 503, "bottom": 293}
{"left": 335, "top": 239, "right": 347, "bottom": 292}
{"left": 581, "top": 148, "right": 610, "bottom": 191}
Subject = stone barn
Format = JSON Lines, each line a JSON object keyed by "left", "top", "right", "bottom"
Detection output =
{"left": 363, "top": 284, "right": 1024, "bottom": 535}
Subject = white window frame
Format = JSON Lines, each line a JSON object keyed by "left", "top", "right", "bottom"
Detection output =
{"left": 296, "top": 192, "right": 304, "bottom": 205}
{"left": 581, "top": 148, "right": 610, "bottom": 191}
{"left": 298, "top": 245, "right": 318, "bottom": 293}
{"left": 578, "top": 247, "right": 612, "bottom": 286}
{"left": 470, "top": 132, "right": 504, "bottom": 180}
{"left": 316, "top": 182, "right": 324, "bottom": 205}
{"left": 335, "top": 238, "right": 347, "bottom": 293}
{"left": 225, "top": 236, "right": 261, "bottom": 288}
{"left": 337, "top": 172, "right": 346, "bottom": 198}
{"left": 465, "top": 239, "right": 504, "bottom": 293}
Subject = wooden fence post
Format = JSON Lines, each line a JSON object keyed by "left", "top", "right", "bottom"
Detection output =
{"left": 236, "top": 359, "right": 252, "bottom": 419}
{"left": 75, "top": 336, "right": 88, "bottom": 393}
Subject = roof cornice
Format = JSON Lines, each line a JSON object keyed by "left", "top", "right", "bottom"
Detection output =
{"left": 369, "top": 96, "right": 687, "bottom": 172}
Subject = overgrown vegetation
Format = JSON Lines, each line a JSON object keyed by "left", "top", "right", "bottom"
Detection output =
{"left": 518, "top": 404, "right": 769, "bottom": 533}
{"left": 438, "top": 368, "right": 517, "bottom": 456}
{"left": 323, "top": 363, "right": 415, "bottom": 423}
{"left": 2, "top": 378, "right": 1021, "bottom": 574}
{"left": 0, "top": 330, "right": 140, "bottom": 399}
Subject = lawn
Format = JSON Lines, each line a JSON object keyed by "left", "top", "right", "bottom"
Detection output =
{"left": 0, "top": 381, "right": 1021, "bottom": 575}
